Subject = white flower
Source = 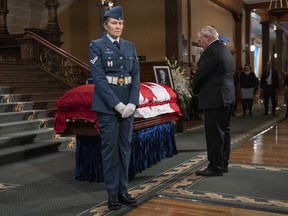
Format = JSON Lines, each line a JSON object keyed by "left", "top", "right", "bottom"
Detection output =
{"left": 165, "top": 57, "right": 192, "bottom": 101}
{"left": 165, "top": 57, "right": 192, "bottom": 117}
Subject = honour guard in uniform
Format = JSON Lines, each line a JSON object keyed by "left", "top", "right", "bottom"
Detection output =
{"left": 89, "top": 6, "right": 140, "bottom": 210}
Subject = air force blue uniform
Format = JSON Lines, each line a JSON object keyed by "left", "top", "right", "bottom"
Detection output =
{"left": 90, "top": 36, "right": 140, "bottom": 114}
{"left": 89, "top": 27, "right": 140, "bottom": 195}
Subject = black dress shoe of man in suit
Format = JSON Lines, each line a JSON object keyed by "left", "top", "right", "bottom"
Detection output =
{"left": 108, "top": 195, "right": 122, "bottom": 210}
{"left": 223, "top": 166, "right": 228, "bottom": 173}
{"left": 118, "top": 193, "right": 137, "bottom": 206}
{"left": 196, "top": 168, "right": 223, "bottom": 176}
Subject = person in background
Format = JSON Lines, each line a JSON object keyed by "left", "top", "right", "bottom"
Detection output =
{"left": 239, "top": 64, "right": 258, "bottom": 116}
{"left": 232, "top": 71, "right": 239, "bottom": 117}
{"left": 260, "top": 61, "right": 279, "bottom": 115}
{"left": 190, "top": 62, "right": 200, "bottom": 120}
{"left": 89, "top": 6, "right": 140, "bottom": 210}
{"left": 192, "top": 26, "right": 235, "bottom": 176}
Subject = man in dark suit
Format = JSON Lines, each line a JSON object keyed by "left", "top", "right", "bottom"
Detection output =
{"left": 192, "top": 26, "right": 235, "bottom": 176}
{"left": 89, "top": 6, "right": 140, "bottom": 210}
{"left": 260, "top": 61, "right": 279, "bottom": 115}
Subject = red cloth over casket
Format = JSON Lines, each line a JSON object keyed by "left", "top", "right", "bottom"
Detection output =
{"left": 54, "top": 82, "right": 182, "bottom": 133}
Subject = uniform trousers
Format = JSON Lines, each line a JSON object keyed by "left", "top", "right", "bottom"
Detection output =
{"left": 203, "top": 103, "right": 233, "bottom": 172}
{"left": 97, "top": 112, "right": 134, "bottom": 195}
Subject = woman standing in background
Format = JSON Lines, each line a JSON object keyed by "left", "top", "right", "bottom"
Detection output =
{"left": 239, "top": 64, "right": 259, "bottom": 116}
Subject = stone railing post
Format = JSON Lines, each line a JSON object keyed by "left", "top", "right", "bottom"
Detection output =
{"left": 45, "top": 0, "right": 60, "bottom": 31}
{"left": 18, "top": 33, "right": 35, "bottom": 65}
{"left": 0, "top": 0, "right": 9, "bottom": 35}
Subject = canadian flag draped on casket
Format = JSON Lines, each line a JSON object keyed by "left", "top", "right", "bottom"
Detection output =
{"left": 53, "top": 82, "right": 183, "bottom": 133}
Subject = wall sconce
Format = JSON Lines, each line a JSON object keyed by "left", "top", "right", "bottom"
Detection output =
{"left": 250, "top": 44, "right": 256, "bottom": 52}
{"left": 274, "top": 53, "right": 278, "bottom": 58}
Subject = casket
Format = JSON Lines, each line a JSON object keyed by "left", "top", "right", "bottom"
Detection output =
{"left": 54, "top": 82, "right": 182, "bottom": 135}
{"left": 53, "top": 82, "right": 183, "bottom": 182}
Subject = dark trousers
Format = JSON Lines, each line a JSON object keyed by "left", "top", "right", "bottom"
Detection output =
{"left": 97, "top": 113, "right": 134, "bottom": 195}
{"left": 203, "top": 103, "right": 233, "bottom": 172}
{"left": 263, "top": 86, "right": 277, "bottom": 114}
{"left": 242, "top": 98, "right": 253, "bottom": 115}
{"left": 191, "top": 95, "right": 199, "bottom": 119}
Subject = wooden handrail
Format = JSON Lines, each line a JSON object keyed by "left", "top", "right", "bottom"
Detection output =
{"left": 24, "top": 31, "right": 90, "bottom": 71}
{"left": 19, "top": 30, "right": 91, "bottom": 87}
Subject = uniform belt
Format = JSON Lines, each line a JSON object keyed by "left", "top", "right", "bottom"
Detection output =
{"left": 106, "top": 76, "right": 132, "bottom": 86}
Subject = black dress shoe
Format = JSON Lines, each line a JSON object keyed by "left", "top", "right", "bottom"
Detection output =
{"left": 108, "top": 195, "right": 122, "bottom": 210}
{"left": 196, "top": 168, "right": 223, "bottom": 176}
{"left": 223, "top": 166, "right": 228, "bottom": 173}
{"left": 118, "top": 193, "right": 137, "bottom": 206}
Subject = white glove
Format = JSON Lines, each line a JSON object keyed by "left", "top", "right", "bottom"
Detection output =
{"left": 114, "top": 102, "right": 126, "bottom": 115}
{"left": 121, "top": 103, "right": 136, "bottom": 118}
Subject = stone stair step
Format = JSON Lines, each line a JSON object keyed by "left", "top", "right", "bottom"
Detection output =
{"left": 0, "top": 86, "right": 11, "bottom": 94}
{"left": 0, "top": 101, "right": 34, "bottom": 112}
{"left": 32, "top": 100, "right": 58, "bottom": 110}
{"left": 0, "top": 58, "right": 72, "bottom": 165}
{"left": 21, "top": 93, "right": 63, "bottom": 101}
{"left": 46, "top": 108, "right": 59, "bottom": 118}
{"left": 0, "top": 140, "right": 62, "bottom": 165}
{"left": 9, "top": 86, "right": 69, "bottom": 94}
{"left": 0, "top": 110, "right": 47, "bottom": 124}
{"left": 0, "top": 128, "right": 55, "bottom": 148}
{"left": 0, "top": 73, "right": 55, "bottom": 79}
{"left": 0, "top": 80, "right": 68, "bottom": 87}
{"left": 0, "top": 118, "right": 54, "bottom": 135}
{"left": 0, "top": 100, "right": 57, "bottom": 112}
{"left": 0, "top": 92, "right": 64, "bottom": 102}
{"left": 0, "top": 94, "right": 22, "bottom": 102}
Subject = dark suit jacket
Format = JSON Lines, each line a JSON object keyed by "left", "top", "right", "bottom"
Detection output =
{"left": 192, "top": 40, "right": 235, "bottom": 109}
{"left": 260, "top": 69, "right": 279, "bottom": 91}
{"left": 89, "top": 35, "right": 140, "bottom": 114}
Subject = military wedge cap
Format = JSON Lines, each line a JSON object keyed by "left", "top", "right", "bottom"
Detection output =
{"left": 104, "top": 6, "right": 123, "bottom": 20}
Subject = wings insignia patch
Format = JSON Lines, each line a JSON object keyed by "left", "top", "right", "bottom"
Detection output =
{"left": 90, "top": 56, "right": 98, "bottom": 64}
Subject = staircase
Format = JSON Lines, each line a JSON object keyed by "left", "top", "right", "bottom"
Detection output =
{"left": 0, "top": 63, "right": 73, "bottom": 165}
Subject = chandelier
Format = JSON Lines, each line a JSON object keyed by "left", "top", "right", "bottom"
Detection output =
{"left": 97, "top": 0, "right": 116, "bottom": 33}
{"left": 268, "top": 0, "right": 288, "bottom": 19}
{"left": 100, "top": 0, "right": 114, "bottom": 10}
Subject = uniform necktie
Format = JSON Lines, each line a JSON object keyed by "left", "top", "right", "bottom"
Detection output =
{"left": 113, "top": 41, "right": 120, "bottom": 49}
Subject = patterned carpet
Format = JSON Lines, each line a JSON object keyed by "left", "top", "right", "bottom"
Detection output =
{"left": 159, "top": 163, "right": 288, "bottom": 214}
{"left": 0, "top": 105, "right": 286, "bottom": 216}
{"left": 77, "top": 107, "right": 287, "bottom": 216}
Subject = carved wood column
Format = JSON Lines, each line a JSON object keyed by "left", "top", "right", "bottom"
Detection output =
{"left": 275, "top": 28, "right": 283, "bottom": 81}
{"left": 286, "top": 36, "right": 288, "bottom": 73}
{"left": 245, "top": 7, "right": 251, "bottom": 66}
{"left": 232, "top": 12, "right": 242, "bottom": 72}
{"left": 261, "top": 20, "right": 270, "bottom": 70}
{"left": 0, "top": 0, "right": 9, "bottom": 35}
{"left": 209, "top": 0, "right": 244, "bottom": 71}
{"left": 165, "top": 0, "right": 182, "bottom": 60}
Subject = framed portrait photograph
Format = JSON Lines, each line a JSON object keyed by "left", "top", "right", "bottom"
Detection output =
{"left": 153, "top": 66, "right": 174, "bottom": 89}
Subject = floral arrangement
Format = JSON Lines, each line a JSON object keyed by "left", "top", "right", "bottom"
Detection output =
{"left": 165, "top": 57, "right": 192, "bottom": 118}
